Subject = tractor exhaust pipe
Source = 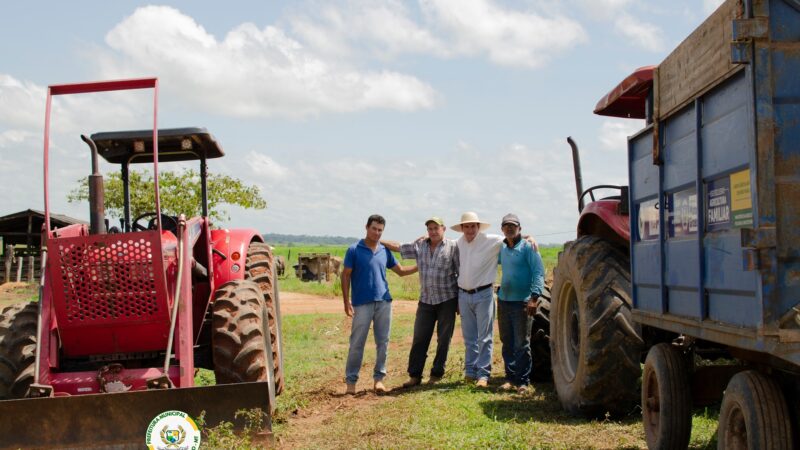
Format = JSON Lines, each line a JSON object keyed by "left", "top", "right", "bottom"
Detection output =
{"left": 567, "top": 136, "right": 585, "bottom": 212}
{"left": 81, "top": 135, "right": 105, "bottom": 234}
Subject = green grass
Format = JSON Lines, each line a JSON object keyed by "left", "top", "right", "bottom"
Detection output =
{"left": 268, "top": 310, "right": 719, "bottom": 449}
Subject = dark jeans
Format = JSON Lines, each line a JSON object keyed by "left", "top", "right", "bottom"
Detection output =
{"left": 497, "top": 300, "right": 532, "bottom": 386}
{"left": 407, "top": 297, "right": 458, "bottom": 378}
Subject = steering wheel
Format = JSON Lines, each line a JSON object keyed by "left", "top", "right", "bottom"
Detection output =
{"left": 132, "top": 212, "right": 178, "bottom": 232}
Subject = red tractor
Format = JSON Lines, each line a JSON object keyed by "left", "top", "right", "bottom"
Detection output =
{"left": 0, "top": 78, "right": 283, "bottom": 448}
{"left": 549, "top": 68, "right": 653, "bottom": 416}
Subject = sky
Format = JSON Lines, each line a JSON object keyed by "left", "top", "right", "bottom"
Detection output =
{"left": 0, "top": 0, "right": 725, "bottom": 243}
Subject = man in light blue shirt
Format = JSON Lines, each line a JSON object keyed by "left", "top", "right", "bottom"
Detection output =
{"left": 497, "top": 213, "right": 544, "bottom": 393}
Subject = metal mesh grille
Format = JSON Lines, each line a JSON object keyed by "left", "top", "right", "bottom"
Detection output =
{"left": 54, "top": 236, "right": 161, "bottom": 324}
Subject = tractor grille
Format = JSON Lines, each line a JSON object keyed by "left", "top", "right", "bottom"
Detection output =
{"left": 49, "top": 233, "right": 167, "bottom": 324}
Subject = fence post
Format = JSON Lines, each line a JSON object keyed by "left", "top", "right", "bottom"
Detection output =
{"left": 4, "top": 245, "right": 13, "bottom": 284}
{"left": 16, "top": 254, "right": 23, "bottom": 282}
{"left": 28, "top": 255, "right": 35, "bottom": 283}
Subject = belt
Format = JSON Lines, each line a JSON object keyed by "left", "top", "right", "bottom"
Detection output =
{"left": 459, "top": 283, "right": 493, "bottom": 295}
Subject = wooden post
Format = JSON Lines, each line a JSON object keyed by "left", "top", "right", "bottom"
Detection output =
{"left": 28, "top": 255, "right": 35, "bottom": 283}
{"left": 16, "top": 254, "right": 23, "bottom": 282}
{"left": 4, "top": 245, "right": 13, "bottom": 284}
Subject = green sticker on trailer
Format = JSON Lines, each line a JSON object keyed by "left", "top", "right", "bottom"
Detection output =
{"left": 730, "top": 169, "right": 753, "bottom": 228}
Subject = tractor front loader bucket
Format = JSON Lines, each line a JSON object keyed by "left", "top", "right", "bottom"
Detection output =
{"left": 0, "top": 382, "right": 273, "bottom": 449}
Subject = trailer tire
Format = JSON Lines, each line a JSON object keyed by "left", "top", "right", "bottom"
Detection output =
{"left": 550, "top": 235, "right": 641, "bottom": 416}
{"left": 718, "top": 370, "right": 794, "bottom": 450}
{"left": 211, "top": 280, "right": 275, "bottom": 401}
{"left": 245, "top": 242, "right": 285, "bottom": 395}
{"left": 529, "top": 284, "right": 552, "bottom": 382}
{"left": 0, "top": 302, "right": 38, "bottom": 400}
{"left": 642, "top": 343, "right": 692, "bottom": 450}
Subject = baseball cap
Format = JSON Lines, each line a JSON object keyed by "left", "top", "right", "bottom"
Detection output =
{"left": 425, "top": 216, "right": 445, "bottom": 226}
{"left": 501, "top": 213, "right": 520, "bottom": 227}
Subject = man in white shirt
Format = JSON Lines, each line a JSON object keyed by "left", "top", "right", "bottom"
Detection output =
{"left": 452, "top": 211, "right": 506, "bottom": 388}
{"left": 452, "top": 211, "right": 537, "bottom": 387}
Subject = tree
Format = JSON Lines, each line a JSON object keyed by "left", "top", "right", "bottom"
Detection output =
{"left": 67, "top": 169, "right": 267, "bottom": 223}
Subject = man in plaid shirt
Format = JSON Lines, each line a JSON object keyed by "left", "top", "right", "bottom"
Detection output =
{"left": 383, "top": 216, "right": 459, "bottom": 387}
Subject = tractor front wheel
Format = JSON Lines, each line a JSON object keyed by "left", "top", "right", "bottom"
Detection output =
{"left": 529, "top": 284, "right": 552, "bottom": 382}
{"left": 550, "top": 235, "right": 642, "bottom": 416}
{"left": 211, "top": 280, "right": 276, "bottom": 408}
{"left": 0, "top": 302, "right": 38, "bottom": 399}
{"left": 245, "top": 242, "right": 284, "bottom": 395}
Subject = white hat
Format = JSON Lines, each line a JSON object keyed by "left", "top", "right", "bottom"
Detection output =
{"left": 450, "top": 211, "right": 491, "bottom": 232}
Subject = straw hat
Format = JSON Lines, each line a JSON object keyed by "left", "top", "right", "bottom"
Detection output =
{"left": 450, "top": 211, "right": 491, "bottom": 232}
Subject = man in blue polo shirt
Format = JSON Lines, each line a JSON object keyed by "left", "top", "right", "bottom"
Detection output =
{"left": 343, "top": 214, "right": 417, "bottom": 395}
{"left": 497, "top": 213, "right": 544, "bottom": 393}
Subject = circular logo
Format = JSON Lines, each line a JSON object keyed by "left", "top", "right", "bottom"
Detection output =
{"left": 146, "top": 410, "right": 201, "bottom": 450}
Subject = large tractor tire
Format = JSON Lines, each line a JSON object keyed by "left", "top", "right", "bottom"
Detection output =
{"left": 211, "top": 279, "right": 276, "bottom": 409}
{"left": 717, "top": 370, "right": 794, "bottom": 450}
{"left": 550, "top": 235, "right": 642, "bottom": 416}
{"left": 244, "top": 242, "right": 284, "bottom": 395}
{"left": 0, "top": 302, "right": 38, "bottom": 400}
{"left": 529, "top": 284, "right": 552, "bottom": 382}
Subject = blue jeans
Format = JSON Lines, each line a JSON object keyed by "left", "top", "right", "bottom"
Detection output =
{"left": 497, "top": 300, "right": 532, "bottom": 386}
{"left": 345, "top": 300, "right": 392, "bottom": 384}
{"left": 458, "top": 288, "right": 495, "bottom": 380}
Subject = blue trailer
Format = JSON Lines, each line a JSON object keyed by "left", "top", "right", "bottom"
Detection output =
{"left": 550, "top": 0, "right": 800, "bottom": 448}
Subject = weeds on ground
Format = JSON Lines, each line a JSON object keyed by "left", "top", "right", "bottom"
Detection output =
{"left": 197, "top": 408, "right": 269, "bottom": 450}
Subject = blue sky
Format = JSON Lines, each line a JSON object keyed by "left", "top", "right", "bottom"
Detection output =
{"left": 0, "top": 0, "right": 724, "bottom": 243}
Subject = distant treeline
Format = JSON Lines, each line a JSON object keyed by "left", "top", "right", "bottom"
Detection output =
{"left": 262, "top": 233, "right": 360, "bottom": 246}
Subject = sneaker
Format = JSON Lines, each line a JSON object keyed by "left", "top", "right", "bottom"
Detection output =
{"left": 427, "top": 375, "right": 442, "bottom": 385}
{"left": 374, "top": 380, "right": 390, "bottom": 394}
{"left": 402, "top": 377, "right": 421, "bottom": 388}
{"left": 499, "top": 381, "right": 514, "bottom": 391}
{"left": 475, "top": 378, "right": 489, "bottom": 388}
{"left": 517, "top": 384, "right": 530, "bottom": 394}
{"left": 346, "top": 383, "right": 356, "bottom": 395}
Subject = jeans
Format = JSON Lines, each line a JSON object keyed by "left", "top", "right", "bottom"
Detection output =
{"left": 497, "top": 300, "right": 532, "bottom": 386}
{"left": 345, "top": 300, "right": 392, "bottom": 384}
{"left": 407, "top": 298, "right": 458, "bottom": 378}
{"left": 458, "top": 288, "right": 495, "bottom": 380}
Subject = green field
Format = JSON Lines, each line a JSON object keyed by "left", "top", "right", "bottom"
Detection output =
{"left": 271, "top": 243, "right": 562, "bottom": 300}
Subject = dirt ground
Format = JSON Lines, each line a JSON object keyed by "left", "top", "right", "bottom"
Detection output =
{"left": 279, "top": 292, "right": 417, "bottom": 315}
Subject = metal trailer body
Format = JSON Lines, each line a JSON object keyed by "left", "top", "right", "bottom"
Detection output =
{"left": 628, "top": 0, "right": 800, "bottom": 370}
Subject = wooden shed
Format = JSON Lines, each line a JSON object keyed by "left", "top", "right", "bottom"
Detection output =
{"left": 0, "top": 209, "right": 85, "bottom": 283}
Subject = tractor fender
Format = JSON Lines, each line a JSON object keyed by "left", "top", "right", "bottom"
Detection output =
{"left": 210, "top": 228, "right": 264, "bottom": 286}
{"left": 577, "top": 199, "right": 630, "bottom": 248}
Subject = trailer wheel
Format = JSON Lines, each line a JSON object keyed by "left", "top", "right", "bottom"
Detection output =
{"left": 245, "top": 242, "right": 285, "bottom": 395}
{"left": 642, "top": 343, "right": 692, "bottom": 450}
{"left": 529, "top": 284, "right": 552, "bottom": 382}
{"left": 550, "top": 235, "right": 642, "bottom": 416}
{"left": 211, "top": 280, "right": 276, "bottom": 409}
{"left": 718, "top": 370, "right": 793, "bottom": 450}
{"left": 0, "top": 302, "right": 38, "bottom": 399}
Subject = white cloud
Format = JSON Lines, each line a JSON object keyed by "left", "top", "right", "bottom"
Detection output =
{"left": 0, "top": 75, "right": 45, "bottom": 130}
{"left": 599, "top": 119, "right": 644, "bottom": 151}
{"left": 703, "top": 0, "right": 725, "bottom": 13}
{"left": 99, "top": 5, "right": 438, "bottom": 119}
{"left": 248, "top": 152, "right": 289, "bottom": 179}
{"left": 290, "top": 0, "right": 587, "bottom": 69}
{"left": 614, "top": 13, "right": 665, "bottom": 52}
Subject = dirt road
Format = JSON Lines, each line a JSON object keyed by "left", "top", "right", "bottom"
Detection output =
{"left": 280, "top": 292, "right": 418, "bottom": 315}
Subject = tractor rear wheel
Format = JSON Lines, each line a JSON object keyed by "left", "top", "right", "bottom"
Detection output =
{"left": 529, "top": 284, "right": 552, "bottom": 382}
{"left": 717, "top": 370, "right": 794, "bottom": 450}
{"left": 0, "top": 302, "right": 38, "bottom": 399}
{"left": 211, "top": 280, "right": 275, "bottom": 402}
{"left": 550, "top": 235, "right": 642, "bottom": 416}
{"left": 245, "top": 242, "right": 284, "bottom": 395}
